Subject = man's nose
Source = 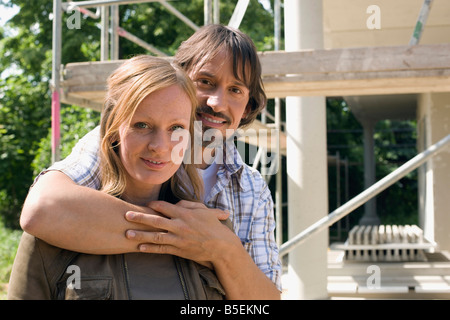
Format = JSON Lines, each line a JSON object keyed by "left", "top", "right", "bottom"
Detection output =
{"left": 206, "top": 87, "right": 228, "bottom": 114}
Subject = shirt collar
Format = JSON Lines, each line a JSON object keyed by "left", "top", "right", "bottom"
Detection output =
{"left": 215, "top": 139, "right": 246, "bottom": 190}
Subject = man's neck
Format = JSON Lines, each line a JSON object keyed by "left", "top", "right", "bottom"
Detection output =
{"left": 198, "top": 146, "right": 215, "bottom": 170}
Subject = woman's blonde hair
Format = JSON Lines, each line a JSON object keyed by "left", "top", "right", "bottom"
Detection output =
{"left": 99, "top": 55, "right": 203, "bottom": 202}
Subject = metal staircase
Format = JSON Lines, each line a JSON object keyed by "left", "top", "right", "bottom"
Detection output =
{"left": 327, "top": 249, "right": 450, "bottom": 299}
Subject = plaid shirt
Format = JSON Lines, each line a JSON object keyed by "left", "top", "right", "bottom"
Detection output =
{"left": 47, "top": 126, "right": 282, "bottom": 291}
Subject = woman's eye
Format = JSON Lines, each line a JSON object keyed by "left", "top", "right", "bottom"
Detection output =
{"left": 134, "top": 122, "right": 148, "bottom": 129}
{"left": 231, "top": 87, "right": 242, "bottom": 94}
{"left": 170, "top": 125, "right": 185, "bottom": 131}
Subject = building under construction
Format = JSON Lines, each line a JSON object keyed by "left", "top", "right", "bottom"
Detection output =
{"left": 50, "top": 0, "right": 450, "bottom": 299}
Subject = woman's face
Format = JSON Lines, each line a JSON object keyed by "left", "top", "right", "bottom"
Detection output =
{"left": 118, "top": 84, "right": 192, "bottom": 199}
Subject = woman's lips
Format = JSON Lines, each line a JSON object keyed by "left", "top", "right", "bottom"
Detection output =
{"left": 141, "top": 158, "right": 168, "bottom": 169}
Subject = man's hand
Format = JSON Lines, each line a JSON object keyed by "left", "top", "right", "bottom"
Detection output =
{"left": 124, "top": 200, "right": 235, "bottom": 265}
{"left": 125, "top": 199, "right": 280, "bottom": 299}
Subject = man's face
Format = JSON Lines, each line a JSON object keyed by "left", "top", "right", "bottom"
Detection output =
{"left": 189, "top": 49, "right": 250, "bottom": 147}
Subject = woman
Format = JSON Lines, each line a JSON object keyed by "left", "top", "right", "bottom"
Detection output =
{"left": 8, "top": 55, "right": 227, "bottom": 300}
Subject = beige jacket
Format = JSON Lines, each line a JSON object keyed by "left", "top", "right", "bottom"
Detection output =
{"left": 8, "top": 231, "right": 227, "bottom": 300}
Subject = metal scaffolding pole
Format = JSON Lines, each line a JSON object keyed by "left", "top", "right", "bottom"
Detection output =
{"left": 51, "top": 0, "right": 62, "bottom": 164}
{"left": 274, "top": 0, "right": 283, "bottom": 247}
{"left": 228, "top": 0, "right": 249, "bottom": 29}
{"left": 72, "top": 6, "right": 100, "bottom": 19}
{"left": 410, "top": 0, "right": 434, "bottom": 45}
{"left": 117, "top": 27, "right": 168, "bottom": 56}
{"left": 110, "top": 4, "right": 119, "bottom": 60}
{"left": 101, "top": 5, "right": 109, "bottom": 60}
{"left": 213, "top": 0, "right": 220, "bottom": 24}
{"left": 62, "top": 0, "right": 160, "bottom": 9}
{"left": 159, "top": 1, "right": 199, "bottom": 31}
{"left": 204, "top": 0, "right": 212, "bottom": 25}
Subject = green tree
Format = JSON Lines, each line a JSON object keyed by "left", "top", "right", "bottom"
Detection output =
{"left": 374, "top": 120, "right": 418, "bottom": 225}
{"left": 326, "top": 98, "right": 365, "bottom": 230}
{"left": 0, "top": 75, "right": 50, "bottom": 227}
{"left": 0, "top": 0, "right": 54, "bottom": 227}
{"left": 0, "top": 0, "right": 101, "bottom": 227}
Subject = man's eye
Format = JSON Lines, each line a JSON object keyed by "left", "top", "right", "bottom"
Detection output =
{"left": 197, "top": 79, "right": 213, "bottom": 86}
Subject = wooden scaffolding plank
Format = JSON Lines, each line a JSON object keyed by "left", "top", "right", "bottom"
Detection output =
{"left": 60, "top": 43, "right": 450, "bottom": 108}
{"left": 260, "top": 43, "right": 450, "bottom": 97}
{"left": 260, "top": 43, "right": 450, "bottom": 76}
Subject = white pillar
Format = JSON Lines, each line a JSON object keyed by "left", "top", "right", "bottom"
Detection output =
{"left": 418, "top": 92, "right": 450, "bottom": 251}
{"left": 284, "top": 0, "right": 328, "bottom": 299}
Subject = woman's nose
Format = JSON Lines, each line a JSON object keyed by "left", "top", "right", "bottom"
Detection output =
{"left": 147, "top": 130, "right": 170, "bottom": 153}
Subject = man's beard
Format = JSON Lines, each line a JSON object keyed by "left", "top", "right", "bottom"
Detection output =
{"left": 195, "top": 105, "right": 231, "bottom": 149}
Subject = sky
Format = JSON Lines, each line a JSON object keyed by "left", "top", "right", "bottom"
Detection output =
{"left": 259, "top": 0, "right": 271, "bottom": 11}
{"left": 0, "top": 2, "right": 19, "bottom": 27}
{"left": 0, "top": 2, "right": 20, "bottom": 79}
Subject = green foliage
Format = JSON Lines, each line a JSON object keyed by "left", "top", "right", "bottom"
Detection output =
{"left": 0, "top": 216, "right": 22, "bottom": 298}
{"left": 239, "top": 0, "right": 278, "bottom": 51}
{"left": 326, "top": 98, "right": 365, "bottom": 227}
{"left": 0, "top": 0, "right": 54, "bottom": 228}
{"left": 0, "top": 74, "right": 51, "bottom": 228}
{"left": 118, "top": 0, "right": 275, "bottom": 57}
{"left": 32, "top": 106, "right": 100, "bottom": 177}
{"left": 374, "top": 120, "right": 418, "bottom": 225}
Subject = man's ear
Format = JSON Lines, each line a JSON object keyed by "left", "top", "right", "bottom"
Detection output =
{"left": 239, "top": 104, "right": 252, "bottom": 127}
{"left": 242, "top": 104, "right": 251, "bottom": 119}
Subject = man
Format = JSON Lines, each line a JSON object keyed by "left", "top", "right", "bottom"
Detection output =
{"left": 20, "top": 24, "right": 281, "bottom": 299}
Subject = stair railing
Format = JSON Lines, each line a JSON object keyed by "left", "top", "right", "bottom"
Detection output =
{"left": 279, "top": 133, "right": 450, "bottom": 257}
